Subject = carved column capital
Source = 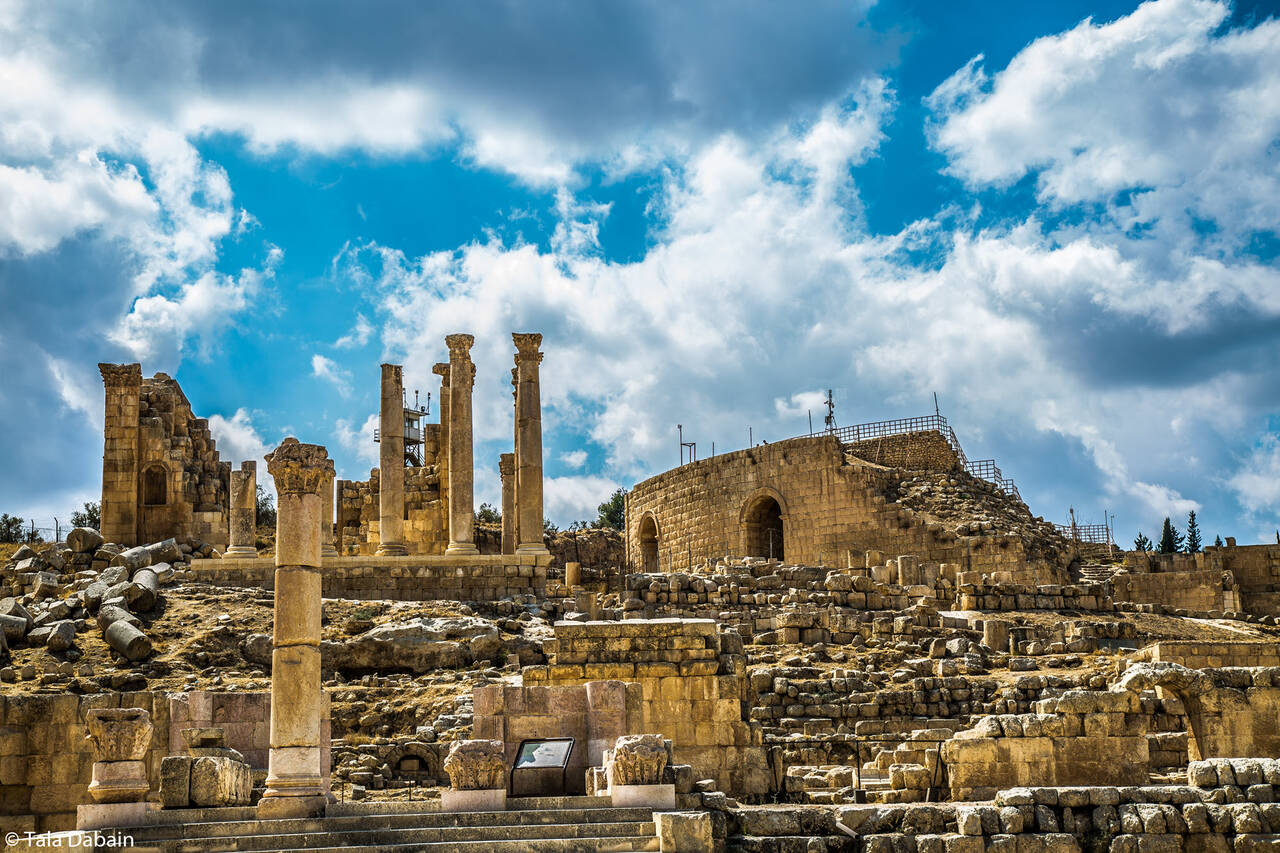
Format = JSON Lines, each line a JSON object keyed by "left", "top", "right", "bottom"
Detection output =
{"left": 512, "top": 332, "right": 543, "bottom": 362}
{"left": 265, "top": 438, "right": 330, "bottom": 496}
{"left": 99, "top": 363, "right": 142, "bottom": 387}
{"left": 498, "top": 453, "right": 515, "bottom": 476}
{"left": 445, "top": 333, "right": 475, "bottom": 359}
{"left": 432, "top": 362, "right": 451, "bottom": 384}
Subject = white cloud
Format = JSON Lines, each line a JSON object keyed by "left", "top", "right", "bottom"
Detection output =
{"left": 334, "top": 413, "right": 379, "bottom": 473}
{"left": 311, "top": 354, "right": 353, "bottom": 397}
{"left": 559, "top": 450, "right": 588, "bottom": 469}
{"left": 926, "top": 0, "right": 1280, "bottom": 264}
{"left": 545, "top": 475, "right": 622, "bottom": 524}
{"left": 208, "top": 408, "right": 273, "bottom": 486}
{"left": 1228, "top": 435, "right": 1280, "bottom": 516}
{"left": 334, "top": 313, "right": 374, "bottom": 349}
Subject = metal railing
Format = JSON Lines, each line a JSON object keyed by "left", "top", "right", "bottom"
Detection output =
{"left": 1055, "top": 522, "right": 1112, "bottom": 545}
{"left": 808, "top": 413, "right": 1021, "bottom": 499}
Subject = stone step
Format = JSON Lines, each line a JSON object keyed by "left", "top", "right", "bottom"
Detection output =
{"left": 255, "top": 841, "right": 660, "bottom": 853}
{"left": 133, "top": 820, "right": 659, "bottom": 852}
{"left": 131, "top": 807, "right": 657, "bottom": 841}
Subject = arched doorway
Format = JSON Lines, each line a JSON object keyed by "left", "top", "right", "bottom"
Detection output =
{"left": 638, "top": 514, "right": 659, "bottom": 572}
{"left": 742, "top": 493, "right": 785, "bottom": 560}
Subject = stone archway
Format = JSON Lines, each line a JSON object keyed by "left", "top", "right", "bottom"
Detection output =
{"left": 741, "top": 490, "right": 786, "bottom": 561}
{"left": 637, "top": 513, "right": 660, "bottom": 572}
{"left": 384, "top": 743, "right": 444, "bottom": 784}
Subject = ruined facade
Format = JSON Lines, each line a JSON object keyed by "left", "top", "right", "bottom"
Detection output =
{"left": 626, "top": 429, "right": 1068, "bottom": 580}
{"left": 98, "top": 364, "right": 230, "bottom": 549}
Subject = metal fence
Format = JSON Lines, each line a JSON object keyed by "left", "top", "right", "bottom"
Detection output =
{"left": 1055, "top": 522, "right": 1113, "bottom": 546}
{"left": 809, "top": 413, "right": 1021, "bottom": 500}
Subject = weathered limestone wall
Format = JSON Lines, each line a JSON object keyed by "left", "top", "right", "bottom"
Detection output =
{"left": 943, "top": 690, "right": 1152, "bottom": 800}
{"left": 844, "top": 430, "right": 961, "bottom": 472}
{"left": 1212, "top": 542, "right": 1280, "bottom": 616}
{"left": 626, "top": 436, "right": 1037, "bottom": 576}
{"left": 195, "top": 553, "right": 550, "bottom": 601}
{"left": 98, "top": 364, "right": 230, "bottom": 549}
{"left": 336, "top": 434, "right": 446, "bottom": 556}
{"left": 1137, "top": 641, "right": 1280, "bottom": 670}
{"left": 472, "top": 680, "right": 644, "bottom": 795}
{"left": 521, "top": 619, "right": 769, "bottom": 795}
{"left": 0, "top": 691, "right": 329, "bottom": 835}
{"left": 1111, "top": 568, "right": 1228, "bottom": 612}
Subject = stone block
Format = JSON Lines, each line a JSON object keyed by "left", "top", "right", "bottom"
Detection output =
{"left": 655, "top": 810, "right": 713, "bottom": 853}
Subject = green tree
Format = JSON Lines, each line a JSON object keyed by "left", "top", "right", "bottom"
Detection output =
{"left": 1157, "top": 517, "right": 1184, "bottom": 554}
{"left": 475, "top": 503, "right": 501, "bottom": 524}
{"left": 0, "top": 514, "right": 23, "bottom": 543}
{"left": 543, "top": 518, "right": 559, "bottom": 535}
{"left": 593, "top": 488, "right": 626, "bottom": 531}
{"left": 255, "top": 485, "right": 277, "bottom": 528}
{"left": 1185, "top": 510, "right": 1202, "bottom": 554}
{"left": 1214, "top": 535, "right": 1223, "bottom": 548}
{"left": 1133, "top": 532, "right": 1153, "bottom": 552}
{"left": 70, "top": 501, "right": 100, "bottom": 530}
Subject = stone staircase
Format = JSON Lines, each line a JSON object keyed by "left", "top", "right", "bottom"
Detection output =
{"left": 1074, "top": 562, "right": 1120, "bottom": 585}
{"left": 121, "top": 796, "right": 661, "bottom": 852}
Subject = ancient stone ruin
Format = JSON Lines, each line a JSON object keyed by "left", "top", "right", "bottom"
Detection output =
{"left": 1, "top": 332, "right": 1278, "bottom": 852}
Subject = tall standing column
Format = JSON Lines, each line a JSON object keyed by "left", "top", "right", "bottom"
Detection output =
{"left": 510, "top": 368, "right": 520, "bottom": 550}
{"left": 514, "top": 334, "right": 550, "bottom": 555}
{"left": 225, "top": 461, "right": 258, "bottom": 558}
{"left": 98, "top": 363, "right": 142, "bottom": 547}
{"left": 258, "top": 438, "right": 328, "bottom": 820}
{"left": 432, "top": 363, "right": 450, "bottom": 513}
{"left": 445, "top": 334, "right": 479, "bottom": 555}
{"left": 320, "top": 459, "right": 338, "bottom": 559}
{"left": 499, "top": 454, "right": 516, "bottom": 555}
{"left": 376, "top": 363, "right": 407, "bottom": 556}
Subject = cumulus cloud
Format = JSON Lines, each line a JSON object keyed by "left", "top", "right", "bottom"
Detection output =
{"left": 545, "top": 475, "right": 622, "bottom": 525}
{"left": 926, "top": 0, "right": 1280, "bottom": 269}
{"left": 334, "top": 413, "right": 379, "bottom": 473}
{"left": 1228, "top": 435, "right": 1280, "bottom": 516}
{"left": 559, "top": 450, "right": 588, "bottom": 469}
{"left": 207, "top": 408, "right": 273, "bottom": 487}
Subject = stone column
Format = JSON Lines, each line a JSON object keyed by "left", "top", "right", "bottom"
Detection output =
{"left": 511, "top": 367, "right": 521, "bottom": 549}
{"left": 499, "top": 454, "right": 516, "bottom": 555}
{"left": 99, "top": 363, "right": 142, "bottom": 547}
{"left": 445, "top": 335, "right": 479, "bottom": 555}
{"left": 376, "top": 363, "right": 407, "bottom": 556}
{"left": 320, "top": 459, "right": 338, "bottom": 559}
{"left": 432, "top": 363, "right": 450, "bottom": 513}
{"left": 514, "top": 334, "right": 550, "bottom": 555}
{"left": 225, "top": 461, "right": 258, "bottom": 558}
{"left": 258, "top": 438, "right": 328, "bottom": 820}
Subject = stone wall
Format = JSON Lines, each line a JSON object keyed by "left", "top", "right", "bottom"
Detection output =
{"left": 844, "top": 430, "right": 961, "bottom": 472}
{"left": 99, "top": 364, "right": 230, "bottom": 549}
{"left": 625, "top": 436, "right": 1051, "bottom": 579}
{"left": 521, "top": 618, "right": 769, "bottom": 795}
{"left": 472, "top": 680, "right": 644, "bottom": 794}
{"left": 192, "top": 553, "right": 550, "bottom": 601}
{"left": 942, "top": 689, "right": 1152, "bottom": 800}
{"left": 1111, "top": 568, "right": 1227, "bottom": 612}
{"left": 1212, "top": 542, "right": 1280, "bottom": 616}
{"left": 1137, "top": 641, "right": 1280, "bottom": 670}
{"left": 0, "top": 690, "right": 329, "bottom": 835}
{"left": 337, "top": 435, "right": 448, "bottom": 556}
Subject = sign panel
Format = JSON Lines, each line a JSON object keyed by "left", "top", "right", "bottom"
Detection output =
{"left": 514, "top": 739, "right": 574, "bottom": 770}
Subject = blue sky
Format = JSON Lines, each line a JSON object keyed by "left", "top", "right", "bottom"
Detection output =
{"left": 1, "top": 0, "right": 1278, "bottom": 545}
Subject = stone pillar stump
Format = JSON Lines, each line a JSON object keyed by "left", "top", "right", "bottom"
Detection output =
{"left": 499, "top": 453, "right": 516, "bottom": 555}
{"left": 225, "top": 461, "right": 257, "bottom": 558}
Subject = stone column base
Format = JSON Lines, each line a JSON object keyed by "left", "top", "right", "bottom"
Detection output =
{"left": 375, "top": 543, "right": 408, "bottom": 556}
{"left": 440, "top": 788, "right": 506, "bottom": 812}
{"left": 321, "top": 546, "right": 339, "bottom": 558}
{"left": 516, "top": 544, "right": 551, "bottom": 556}
{"left": 256, "top": 793, "right": 327, "bottom": 820}
{"left": 445, "top": 543, "right": 480, "bottom": 555}
{"left": 612, "top": 783, "right": 675, "bottom": 809}
{"left": 77, "top": 801, "right": 155, "bottom": 831}
{"left": 223, "top": 546, "right": 258, "bottom": 558}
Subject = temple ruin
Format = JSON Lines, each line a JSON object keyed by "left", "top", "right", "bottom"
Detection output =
{"left": 1, "top": 336, "right": 1277, "bottom": 852}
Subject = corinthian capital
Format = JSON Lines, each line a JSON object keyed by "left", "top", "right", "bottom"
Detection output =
{"left": 512, "top": 333, "right": 543, "bottom": 364}
{"left": 99, "top": 363, "right": 142, "bottom": 387}
{"left": 445, "top": 334, "right": 475, "bottom": 360}
{"left": 266, "top": 438, "right": 331, "bottom": 496}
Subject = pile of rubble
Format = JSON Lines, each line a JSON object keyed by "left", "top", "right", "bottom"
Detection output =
{"left": 884, "top": 470, "right": 1071, "bottom": 566}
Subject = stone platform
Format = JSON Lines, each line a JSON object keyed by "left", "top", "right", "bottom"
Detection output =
{"left": 187, "top": 553, "right": 551, "bottom": 601}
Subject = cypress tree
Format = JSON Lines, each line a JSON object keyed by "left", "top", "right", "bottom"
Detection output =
{"left": 1133, "top": 532, "right": 1153, "bottom": 552}
{"left": 1157, "top": 517, "right": 1184, "bottom": 554}
{"left": 1185, "top": 511, "right": 1202, "bottom": 554}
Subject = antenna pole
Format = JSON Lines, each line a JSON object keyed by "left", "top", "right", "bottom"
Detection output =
{"left": 934, "top": 392, "right": 940, "bottom": 418}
